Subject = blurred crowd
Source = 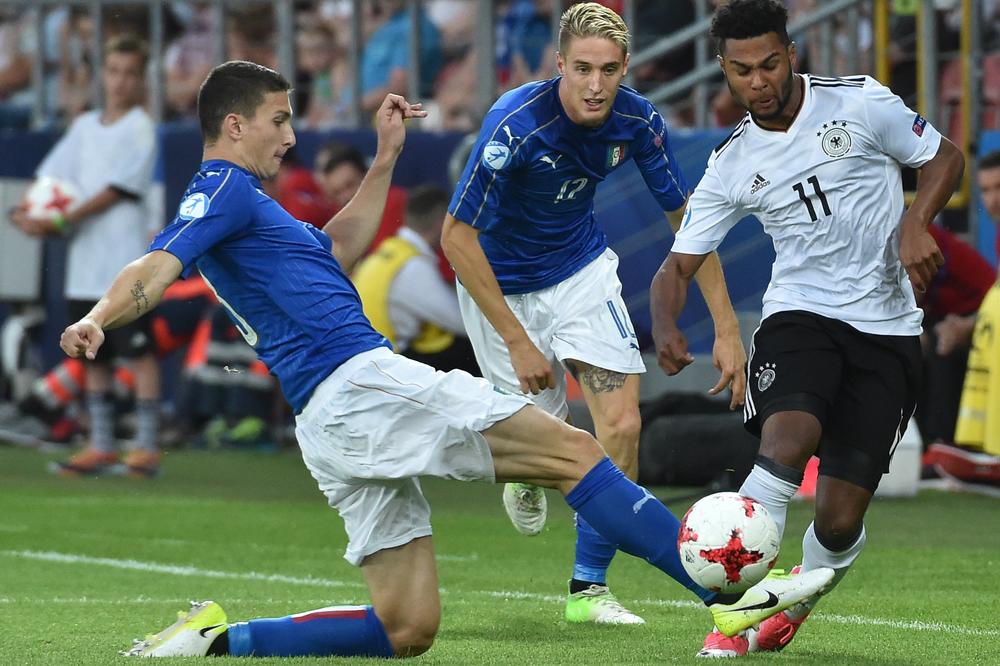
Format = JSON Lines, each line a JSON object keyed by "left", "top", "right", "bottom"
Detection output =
{"left": 4, "top": 1, "right": 999, "bottom": 132}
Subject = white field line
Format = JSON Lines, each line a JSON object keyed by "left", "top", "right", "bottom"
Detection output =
{"left": 3, "top": 549, "right": 997, "bottom": 638}
{"left": 37, "top": 532, "right": 480, "bottom": 563}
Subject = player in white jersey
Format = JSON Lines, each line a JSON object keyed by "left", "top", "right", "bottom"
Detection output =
{"left": 649, "top": 0, "right": 965, "bottom": 658}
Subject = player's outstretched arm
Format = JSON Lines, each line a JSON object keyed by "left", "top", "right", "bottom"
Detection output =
{"left": 325, "top": 93, "right": 426, "bottom": 273}
{"left": 665, "top": 208, "right": 746, "bottom": 408}
{"left": 900, "top": 137, "right": 965, "bottom": 293}
{"left": 441, "top": 213, "right": 554, "bottom": 394}
{"left": 60, "top": 250, "right": 182, "bottom": 360}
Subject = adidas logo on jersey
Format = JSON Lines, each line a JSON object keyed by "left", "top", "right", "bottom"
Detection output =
{"left": 750, "top": 173, "right": 771, "bottom": 195}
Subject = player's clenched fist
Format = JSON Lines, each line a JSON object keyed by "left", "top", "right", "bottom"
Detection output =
{"left": 60, "top": 318, "right": 105, "bottom": 360}
{"left": 899, "top": 219, "right": 944, "bottom": 294}
{"left": 653, "top": 326, "right": 694, "bottom": 376}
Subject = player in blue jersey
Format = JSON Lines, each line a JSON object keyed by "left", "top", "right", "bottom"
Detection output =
{"left": 442, "top": 2, "right": 749, "bottom": 624}
{"left": 60, "top": 61, "right": 830, "bottom": 659}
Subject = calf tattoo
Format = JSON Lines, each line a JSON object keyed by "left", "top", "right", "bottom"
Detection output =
{"left": 131, "top": 280, "right": 149, "bottom": 315}
{"left": 579, "top": 366, "right": 627, "bottom": 394}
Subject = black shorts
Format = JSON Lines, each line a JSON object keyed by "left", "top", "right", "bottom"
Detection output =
{"left": 67, "top": 299, "right": 155, "bottom": 363}
{"left": 744, "top": 310, "right": 922, "bottom": 492}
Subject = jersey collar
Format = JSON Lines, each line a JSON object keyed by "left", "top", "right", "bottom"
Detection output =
{"left": 200, "top": 159, "right": 263, "bottom": 188}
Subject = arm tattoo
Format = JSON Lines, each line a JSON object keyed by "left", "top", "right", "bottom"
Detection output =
{"left": 130, "top": 280, "right": 149, "bottom": 315}
{"left": 578, "top": 366, "right": 627, "bottom": 394}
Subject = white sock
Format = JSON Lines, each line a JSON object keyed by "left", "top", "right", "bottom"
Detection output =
{"left": 787, "top": 521, "right": 867, "bottom": 620}
{"left": 739, "top": 463, "right": 800, "bottom": 541}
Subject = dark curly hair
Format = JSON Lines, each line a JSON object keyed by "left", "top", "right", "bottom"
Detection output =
{"left": 710, "top": 0, "right": 791, "bottom": 56}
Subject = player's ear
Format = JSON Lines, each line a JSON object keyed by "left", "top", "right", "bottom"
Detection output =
{"left": 556, "top": 51, "right": 565, "bottom": 75}
{"left": 788, "top": 41, "right": 797, "bottom": 72}
{"left": 622, "top": 52, "right": 630, "bottom": 78}
{"left": 223, "top": 113, "right": 242, "bottom": 141}
{"left": 716, "top": 53, "right": 725, "bottom": 74}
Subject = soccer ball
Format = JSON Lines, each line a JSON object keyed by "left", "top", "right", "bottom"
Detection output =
{"left": 22, "top": 176, "right": 81, "bottom": 219}
{"left": 677, "top": 492, "right": 780, "bottom": 594}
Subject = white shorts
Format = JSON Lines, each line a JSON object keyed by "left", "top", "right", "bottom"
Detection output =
{"left": 295, "top": 347, "right": 529, "bottom": 566}
{"left": 458, "top": 248, "right": 645, "bottom": 418}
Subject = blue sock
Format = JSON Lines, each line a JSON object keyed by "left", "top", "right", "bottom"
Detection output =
{"left": 573, "top": 514, "right": 616, "bottom": 585}
{"left": 227, "top": 605, "right": 394, "bottom": 657}
{"left": 565, "top": 457, "right": 716, "bottom": 603}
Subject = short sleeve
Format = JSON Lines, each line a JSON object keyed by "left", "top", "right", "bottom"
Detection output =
{"left": 447, "top": 108, "right": 523, "bottom": 228}
{"left": 670, "top": 159, "right": 744, "bottom": 255}
{"left": 107, "top": 114, "right": 156, "bottom": 197}
{"left": 862, "top": 77, "right": 942, "bottom": 168}
{"left": 632, "top": 104, "right": 688, "bottom": 212}
{"left": 147, "top": 170, "right": 255, "bottom": 272}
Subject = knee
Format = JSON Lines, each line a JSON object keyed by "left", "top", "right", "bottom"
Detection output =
{"left": 556, "top": 427, "right": 606, "bottom": 485}
{"left": 813, "top": 515, "right": 863, "bottom": 552}
{"left": 384, "top": 615, "right": 439, "bottom": 658}
{"left": 600, "top": 405, "right": 642, "bottom": 449}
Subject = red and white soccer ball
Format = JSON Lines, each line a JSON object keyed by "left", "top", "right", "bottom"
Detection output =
{"left": 678, "top": 492, "right": 780, "bottom": 594}
{"left": 22, "top": 176, "right": 81, "bottom": 219}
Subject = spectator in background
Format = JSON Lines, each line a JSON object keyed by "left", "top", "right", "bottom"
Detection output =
{"left": 929, "top": 150, "right": 1000, "bottom": 481}
{"left": 226, "top": 4, "right": 276, "bottom": 70}
{"left": 164, "top": 1, "right": 217, "bottom": 118}
{"left": 58, "top": 6, "right": 97, "bottom": 120}
{"left": 296, "top": 22, "right": 353, "bottom": 129}
{"left": 979, "top": 150, "right": 1000, "bottom": 265}
{"left": 280, "top": 142, "right": 409, "bottom": 252}
{"left": 0, "top": 7, "right": 33, "bottom": 128}
{"left": 316, "top": 143, "right": 409, "bottom": 254}
{"left": 353, "top": 185, "right": 478, "bottom": 375}
{"left": 360, "top": 0, "right": 441, "bottom": 114}
{"left": 271, "top": 147, "right": 334, "bottom": 225}
{"left": 496, "top": 0, "right": 558, "bottom": 90}
{"left": 915, "top": 224, "right": 995, "bottom": 444}
{"left": 627, "top": 0, "right": 696, "bottom": 94}
{"left": 10, "top": 35, "right": 161, "bottom": 478}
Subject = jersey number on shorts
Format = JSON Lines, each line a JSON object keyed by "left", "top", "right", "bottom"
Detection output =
{"left": 555, "top": 177, "right": 588, "bottom": 203}
{"left": 792, "top": 175, "right": 832, "bottom": 222}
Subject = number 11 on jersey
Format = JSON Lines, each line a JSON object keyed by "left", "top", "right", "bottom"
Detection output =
{"left": 792, "top": 175, "right": 831, "bottom": 222}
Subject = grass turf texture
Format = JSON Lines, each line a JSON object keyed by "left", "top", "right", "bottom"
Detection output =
{"left": 0, "top": 445, "right": 996, "bottom": 664}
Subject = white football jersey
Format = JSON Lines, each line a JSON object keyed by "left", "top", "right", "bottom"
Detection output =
{"left": 673, "top": 74, "right": 942, "bottom": 336}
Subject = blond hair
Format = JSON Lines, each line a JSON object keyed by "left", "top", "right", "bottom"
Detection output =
{"left": 558, "top": 2, "right": 630, "bottom": 57}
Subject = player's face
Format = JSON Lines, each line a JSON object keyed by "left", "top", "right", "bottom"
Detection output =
{"left": 556, "top": 36, "right": 629, "bottom": 127}
{"left": 321, "top": 163, "right": 365, "bottom": 208}
{"left": 241, "top": 91, "right": 296, "bottom": 180}
{"left": 719, "top": 33, "right": 797, "bottom": 122}
{"left": 979, "top": 166, "right": 1000, "bottom": 222}
{"left": 102, "top": 51, "right": 145, "bottom": 111}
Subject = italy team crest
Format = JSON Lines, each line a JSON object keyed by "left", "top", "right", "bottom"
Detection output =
{"left": 607, "top": 143, "right": 627, "bottom": 168}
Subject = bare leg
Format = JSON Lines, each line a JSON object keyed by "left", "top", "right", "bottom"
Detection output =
{"left": 361, "top": 537, "right": 441, "bottom": 657}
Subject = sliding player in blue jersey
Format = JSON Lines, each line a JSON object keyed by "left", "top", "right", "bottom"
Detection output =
{"left": 443, "top": 2, "right": 748, "bottom": 624}
{"left": 60, "top": 61, "right": 830, "bottom": 659}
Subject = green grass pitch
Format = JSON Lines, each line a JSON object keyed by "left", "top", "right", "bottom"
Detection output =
{"left": 0, "top": 445, "right": 996, "bottom": 664}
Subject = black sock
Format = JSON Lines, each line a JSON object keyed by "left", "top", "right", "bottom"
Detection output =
{"left": 569, "top": 578, "right": 604, "bottom": 594}
{"left": 206, "top": 630, "right": 229, "bottom": 656}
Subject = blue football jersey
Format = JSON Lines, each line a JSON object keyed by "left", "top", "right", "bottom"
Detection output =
{"left": 148, "top": 159, "right": 390, "bottom": 412}
{"left": 448, "top": 77, "right": 687, "bottom": 294}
